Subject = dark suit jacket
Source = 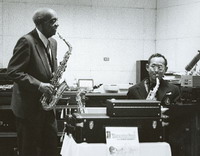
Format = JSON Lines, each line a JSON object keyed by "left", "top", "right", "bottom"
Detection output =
{"left": 127, "top": 78, "right": 180, "bottom": 104}
{"left": 7, "top": 29, "right": 57, "bottom": 120}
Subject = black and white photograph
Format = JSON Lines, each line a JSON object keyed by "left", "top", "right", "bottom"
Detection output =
{"left": 0, "top": 0, "right": 200, "bottom": 156}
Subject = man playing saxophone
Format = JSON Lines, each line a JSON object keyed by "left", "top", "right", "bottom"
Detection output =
{"left": 127, "top": 53, "right": 181, "bottom": 156}
{"left": 127, "top": 53, "right": 180, "bottom": 104}
{"left": 7, "top": 8, "right": 59, "bottom": 156}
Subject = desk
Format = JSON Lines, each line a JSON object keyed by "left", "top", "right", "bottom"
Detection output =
{"left": 62, "top": 91, "right": 127, "bottom": 106}
{"left": 60, "top": 134, "right": 171, "bottom": 156}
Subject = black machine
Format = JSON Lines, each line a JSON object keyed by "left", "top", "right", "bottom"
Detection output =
{"left": 66, "top": 113, "right": 164, "bottom": 143}
{"left": 0, "top": 109, "right": 16, "bottom": 132}
{"left": 180, "top": 87, "right": 200, "bottom": 103}
{"left": 0, "top": 68, "right": 13, "bottom": 85}
{"left": 85, "top": 93, "right": 127, "bottom": 107}
{"left": 106, "top": 99, "right": 161, "bottom": 117}
{"left": 0, "top": 68, "right": 13, "bottom": 105}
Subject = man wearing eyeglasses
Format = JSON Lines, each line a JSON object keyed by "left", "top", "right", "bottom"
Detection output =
{"left": 7, "top": 8, "right": 59, "bottom": 156}
{"left": 127, "top": 53, "right": 180, "bottom": 104}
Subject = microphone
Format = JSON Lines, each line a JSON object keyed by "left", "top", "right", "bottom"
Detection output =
{"left": 185, "top": 50, "right": 200, "bottom": 71}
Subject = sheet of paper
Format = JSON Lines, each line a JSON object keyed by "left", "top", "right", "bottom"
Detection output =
{"left": 106, "top": 127, "right": 140, "bottom": 156}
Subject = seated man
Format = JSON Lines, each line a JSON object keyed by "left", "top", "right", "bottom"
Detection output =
{"left": 127, "top": 53, "right": 180, "bottom": 104}
{"left": 128, "top": 53, "right": 181, "bottom": 156}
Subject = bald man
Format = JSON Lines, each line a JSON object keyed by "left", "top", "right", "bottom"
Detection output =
{"left": 7, "top": 8, "right": 59, "bottom": 156}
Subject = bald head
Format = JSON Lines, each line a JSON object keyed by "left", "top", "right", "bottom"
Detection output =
{"left": 32, "top": 8, "right": 57, "bottom": 26}
{"left": 32, "top": 8, "right": 59, "bottom": 38}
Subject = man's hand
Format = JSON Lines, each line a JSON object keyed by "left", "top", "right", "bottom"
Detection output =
{"left": 161, "top": 106, "right": 169, "bottom": 119}
{"left": 39, "top": 82, "right": 54, "bottom": 95}
{"left": 161, "top": 106, "right": 169, "bottom": 127}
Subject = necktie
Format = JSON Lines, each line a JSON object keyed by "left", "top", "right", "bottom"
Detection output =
{"left": 46, "top": 40, "right": 53, "bottom": 72}
{"left": 149, "top": 83, "right": 156, "bottom": 91}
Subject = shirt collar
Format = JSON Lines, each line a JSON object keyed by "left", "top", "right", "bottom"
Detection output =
{"left": 36, "top": 28, "right": 49, "bottom": 48}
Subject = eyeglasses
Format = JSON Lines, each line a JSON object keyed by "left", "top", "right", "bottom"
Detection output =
{"left": 149, "top": 64, "right": 165, "bottom": 71}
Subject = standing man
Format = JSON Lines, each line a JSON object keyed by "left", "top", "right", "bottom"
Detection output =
{"left": 7, "top": 8, "right": 59, "bottom": 156}
{"left": 127, "top": 53, "right": 180, "bottom": 104}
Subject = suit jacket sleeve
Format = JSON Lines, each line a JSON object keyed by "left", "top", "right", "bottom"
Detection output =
{"left": 127, "top": 85, "right": 147, "bottom": 99}
{"left": 127, "top": 87, "right": 138, "bottom": 99}
{"left": 172, "top": 85, "right": 181, "bottom": 102}
{"left": 7, "top": 37, "right": 41, "bottom": 92}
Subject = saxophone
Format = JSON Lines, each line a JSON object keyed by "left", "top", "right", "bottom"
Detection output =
{"left": 75, "top": 84, "right": 103, "bottom": 113}
{"left": 40, "top": 33, "right": 72, "bottom": 111}
{"left": 76, "top": 89, "right": 87, "bottom": 113}
{"left": 146, "top": 77, "right": 160, "bottom": 100}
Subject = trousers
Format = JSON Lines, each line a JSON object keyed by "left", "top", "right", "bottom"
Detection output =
{"left": 15, "top": 110, "right": 58, "bottom": 156}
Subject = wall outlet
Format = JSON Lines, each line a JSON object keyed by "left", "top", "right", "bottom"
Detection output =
{"left": 103, "top": 57, "right": 110, "bottom": 61}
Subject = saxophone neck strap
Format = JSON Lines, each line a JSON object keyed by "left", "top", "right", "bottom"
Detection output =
{"left": 144, "top": 78, "right": 156, "bottom": 92}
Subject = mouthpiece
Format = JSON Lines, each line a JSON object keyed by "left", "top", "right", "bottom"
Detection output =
{"left": 57, "top": 33, "right": 72, "bottom": 50}
{"left": 156, "top": 77, "right": 159, "bottom": 84}
{"left": 57, "top": 32, "right": 63, "bottom": 40}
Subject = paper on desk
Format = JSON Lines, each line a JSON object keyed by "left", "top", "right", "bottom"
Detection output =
{"left": 60, "top": 134, "right": 79, "bottom": 156}
{"left": 105, "top": 127, "right": 140, "bottom": 156}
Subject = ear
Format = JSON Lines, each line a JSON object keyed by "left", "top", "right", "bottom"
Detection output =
{"left": 146, "top": 64, "right": 149, "bottom": 72}
{"left": 165, "top": 66, "right": 168, "bottom": 72}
